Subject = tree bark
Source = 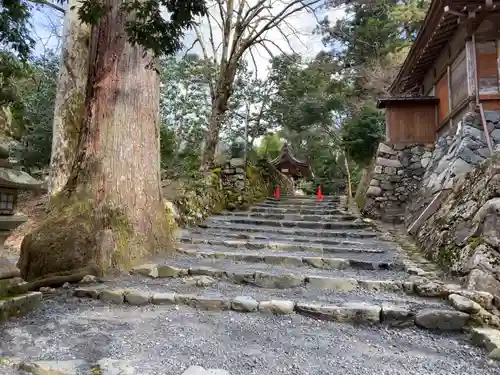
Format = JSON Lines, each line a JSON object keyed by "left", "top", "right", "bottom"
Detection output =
{"left": 18, "top": 0, "right": 173, "bottom": 281}
{"left": 48, "top": 0, "right": 90, "bottom": 196}
{"left": 201, "top": 63, "right": 238, "bottom": 168}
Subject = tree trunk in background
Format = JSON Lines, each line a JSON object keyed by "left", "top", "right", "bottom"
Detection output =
{"left": 48, "top": 0, "right": 90, "bottom": 196}
{"left": 18, "top": 0, "right": 173, "bottom": 281}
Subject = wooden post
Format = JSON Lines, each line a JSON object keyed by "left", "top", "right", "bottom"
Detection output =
{"left": 466, "top": 40, "right": 477, "bottom": 99}
{"left": 497, "top": 39, "right": 500, "bottom": 91}
{"left": 472, "top": 32, "right": 481, "bottom": 104}
{"left": 447, "top": 65, "right": 453, "bottom": 111}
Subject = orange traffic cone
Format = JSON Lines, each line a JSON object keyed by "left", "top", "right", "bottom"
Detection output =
{"left": 274, "top": 185, "right": 280, "bottom": 200}
{"left": 317, "top": 185, "right": 323, "bottom": 201}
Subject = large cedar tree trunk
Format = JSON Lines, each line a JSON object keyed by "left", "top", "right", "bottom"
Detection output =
{"left": 18, "top": 1, "right": 173, "bottom": 281}
{"left": 48, "top": 0, "right": 90, "bottom": 196}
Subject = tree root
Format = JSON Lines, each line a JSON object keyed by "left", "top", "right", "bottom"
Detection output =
{"left": 6, "top": 265, "right": 99, "bottom": 296}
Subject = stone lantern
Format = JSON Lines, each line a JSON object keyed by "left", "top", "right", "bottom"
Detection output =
{"left": 0, "top": 143, "right": 43, "bottom": 280}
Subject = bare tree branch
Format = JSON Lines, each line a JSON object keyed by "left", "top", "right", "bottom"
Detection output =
{"left": 29, "top": 0, "right": 65, "bottom": 14}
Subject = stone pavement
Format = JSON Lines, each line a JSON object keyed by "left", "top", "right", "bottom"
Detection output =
{"left": 2, "top": 195, "right": 500, "bottom": 374}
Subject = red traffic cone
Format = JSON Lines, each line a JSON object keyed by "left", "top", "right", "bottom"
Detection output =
{"left": 274, "top": 185, "right": 280, "bottom": 200}
{"left": 317, "top": 185, "right": 323, "bottom": 201}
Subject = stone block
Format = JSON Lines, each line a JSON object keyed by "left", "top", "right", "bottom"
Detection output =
{"left": 125, "top": 291, "right": 151, "bottom": 306}
{"left": 131, "top": 263, "right": 158, "bottom": 278}
{"left": 151, "top": 292, "right": 177, "bottom": 305}
{"left": 251, "top": 272, "right": 304, "bottom": 288}
{"left": 99, "top": 289, "right": 125, "bottom": 304}
{"left": 381, "top": 303, "right": 415, "bottom": 327}
{"left": 230, "top": 158, "right": 245, "bottom": 167}
{"left": 376, "top": 157, "right": 402, "bottom": 168}
{"left": 231, "top": 296, "right": 258, "bottom": 312}
{"left": 366, "top": 186, "right": 382, "bottom": 197}
{"left": 358, "top": 280, "right": 402, "bottom": 292}
{"left": 157, "top": 265, "right": 188, "bottom": 278}
{"left": 258, "top": 300, "right": 295, "bottom": 314}
{"left": 263, "top": 255, "right": 303, "bottom": 266}
{"left": 306, "top": 276, "right": 358, "bottom": 291}
{"left": 177, "top": 294, "right": 230, "bottom": 310}
{"left": 415, "top": 309, "right": 469, "bottom": 331}
{"left": 0, "top": 292, "right": 42, "bottom": 323}
{"left": 378, "top": 143, "right": 396, "bottom": 155}
{"left": 471, "top": 327, "right": 500, "bottom": 360}
{"left": 73, "top": 286, "right": 105, "bottom": 299}
{"left": 310, "top": 303, "right": 381, "bottom": 324}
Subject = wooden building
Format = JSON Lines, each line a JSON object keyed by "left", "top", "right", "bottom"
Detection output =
{"left": 270, "top": 143, "right": 313, "bottom": 180}
{"left": 378, "top": 0, "right": 500, "bottom": 149}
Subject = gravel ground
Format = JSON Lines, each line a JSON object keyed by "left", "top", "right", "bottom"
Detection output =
{"left": 156, "top": 255, "right": 408, "bottom": 281}
{"left": 102, "top": 275, "right": 450, "bottom": 310}
{"left": 0, "top": 298, "right": 498, "bottom": 375}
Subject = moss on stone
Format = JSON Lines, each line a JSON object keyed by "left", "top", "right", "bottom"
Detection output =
{"left": 436, "top": 244, "right": 459, "bottom": 268}
{"left": 18, "top": 188, "right": 174, "bottom": 281}
{"left": 468, "top": 236, "right": 483, "bottom": 250}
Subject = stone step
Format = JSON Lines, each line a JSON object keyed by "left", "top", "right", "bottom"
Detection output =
{"left": 181, "top": 228, "right": 393, "bottom": 248}
{"left": 135, "top": 256, "right": 409, "bottom": 285}
{"left": 178, "top": 237, "right": 397, "bottom": 262}
{"left": 271, "top": 195, "right": 341, "bottom": 201}
{"left": 0, "top": 292, "right": 42, "bottom": 323}
{"left": 197, "top": 222, "right": 380, "bottom": 239}
{"left": 221, "top": 211, "right": 359, "bottom": 222}
{"left": 175, "top": 247, "right": 404, "bottom": 271}
{"left": 205, "top": 216, "right": 372, "bottom": 230}
{"left": 72, "top": 278, "right": 470, "bottom": 332}
{"left": 255, "top": 201, "right": 341, "bottom": 208}
{"left": 249, "top": 206, "right": 347, "bottom": 215}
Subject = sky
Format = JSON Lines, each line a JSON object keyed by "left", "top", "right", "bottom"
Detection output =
{"left": 31, "top": 0, "right": 346, "bottom": 78}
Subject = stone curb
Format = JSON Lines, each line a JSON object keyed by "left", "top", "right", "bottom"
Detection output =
{"left": 179, "top": 237, "right": 388, "bottom": 254}
{"left": 250, "top": 207, "right": 346, "bottom": 215}
{"left": 471, "top": 327, "right": 500, "bottom": 360}
{"left": 183, "top": 233, "right": 388, "bottom": 249}
{"left": 72, "top": 286, "right": 471, "bottom": 332}
{"left": 130, "top": 263, "right": 411, "bottom": 292}
{"left": 190, "top": 225, "right": 379, "bottom": 238}
{"left": 224, "top": 212, "right": 358, "bottom": 221}
{"left": 0, "top": 292, "right": 42, "bottom": 323}
{"left": 176, "top": 248, "right": 405, "bottom": 271}
{"left": 207, "top": 217, "right": 371, "bottom": 230}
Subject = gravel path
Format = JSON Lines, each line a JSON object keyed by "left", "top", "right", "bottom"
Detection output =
{"left": 1, "top": 297, "right": 498, "bottom": 375}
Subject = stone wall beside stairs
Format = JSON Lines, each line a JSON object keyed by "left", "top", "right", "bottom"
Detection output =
{"left": 413, "top": 150, "right": 500, "bottom": 298}
{"left": 362, "top": 142, "right": 434, "bottom": 223}
{"left": 405, "top": 110, "right": 500, "bottom": 228}
{"left": 163, "top": 158, "right": 293, "bottom": 227}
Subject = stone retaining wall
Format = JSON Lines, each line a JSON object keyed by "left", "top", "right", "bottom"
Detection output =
{"left": 163, "top": 158, "right": 293, "bottom": 227}
{"left": 362, "top": 142, "right": 434, "bottom": 223}
{"left": 415, "top": 151, "right": 500, "bottom": 297}
{"left": 405, "top": 110, "right": 500, "bottom": 228}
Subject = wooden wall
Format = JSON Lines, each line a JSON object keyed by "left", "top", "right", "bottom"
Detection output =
{"left": 476, "top": 41, "right": 499, "bottom": 94}
{"left": 436, "top": 74, "right": 449, "bottom": 123}
{"left": 451, "top": 49, "right": 468, "bottom": 107}
{"left": 385, "top": 103, "right": 436, "bottom": 144}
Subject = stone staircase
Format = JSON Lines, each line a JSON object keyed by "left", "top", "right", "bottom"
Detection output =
{"left": 74, "top": 195, "right": 500, "bottom": 334}
{"left": 3, "top": 195, "right": 500, "bottom": 374}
